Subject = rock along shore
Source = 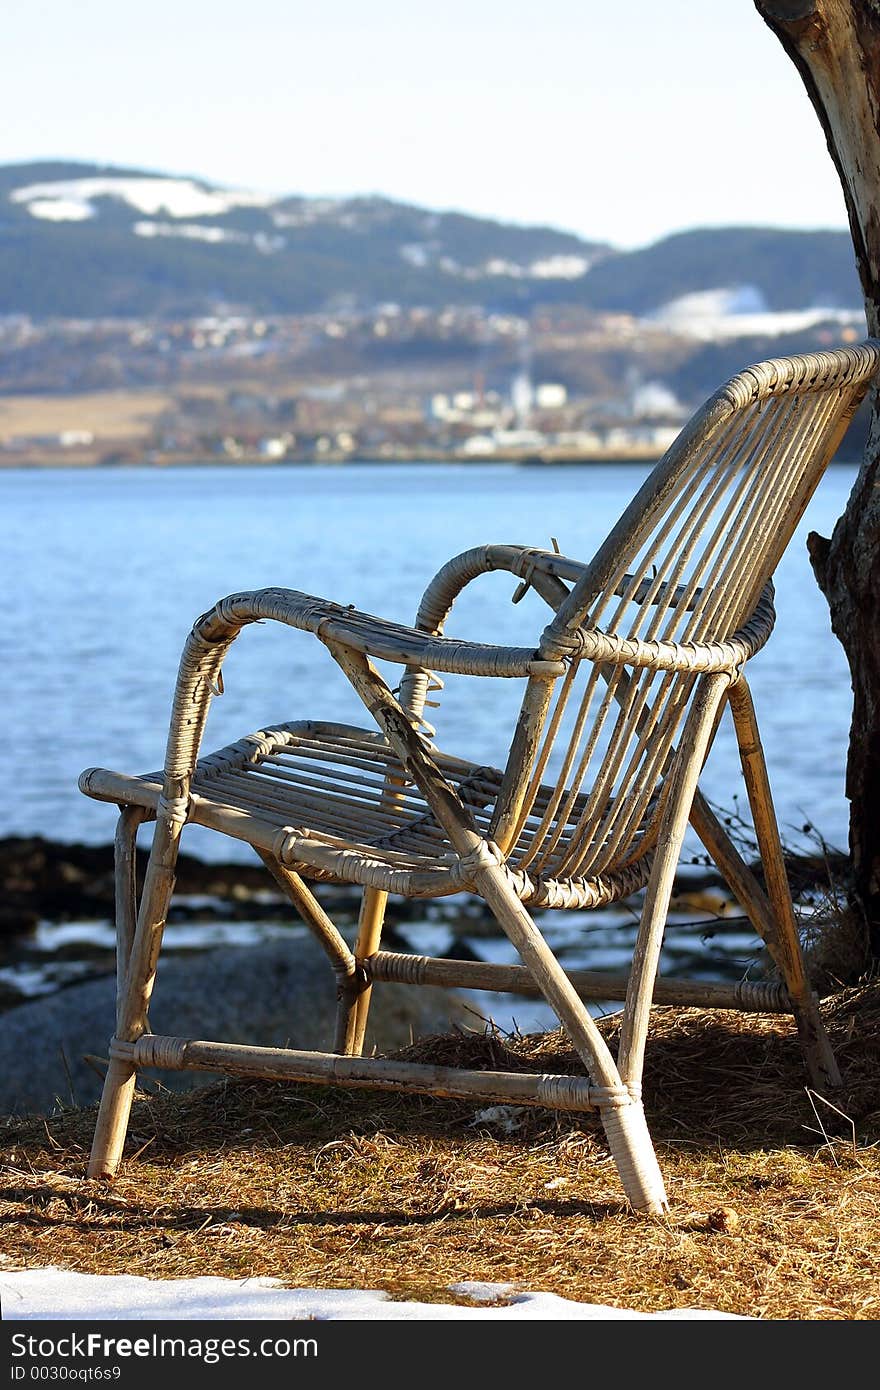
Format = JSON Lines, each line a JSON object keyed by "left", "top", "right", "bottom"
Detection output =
{"left": 0, "top": 935, "right": 470, "bottom": 1118}
{"left": 0, "top": 835, "right": 364, "bottom": 936}
{"left": 0, "top": 835, "right": 474, "bottom": 1117}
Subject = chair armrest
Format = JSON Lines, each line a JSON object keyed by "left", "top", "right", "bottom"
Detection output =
{"left": 192, "top": 587, "right": 564, "bottom": 678}
{"left": 158, "top": 584, "right": 564, "bottom": 791}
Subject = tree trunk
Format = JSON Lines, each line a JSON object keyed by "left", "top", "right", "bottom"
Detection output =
{"left": 754, "top": 0, "right": 880, "bottom": 958}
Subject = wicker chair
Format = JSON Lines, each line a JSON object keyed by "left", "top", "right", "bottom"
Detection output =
{"left": 80, "top": 343, "right": 880, "bottom": 1215}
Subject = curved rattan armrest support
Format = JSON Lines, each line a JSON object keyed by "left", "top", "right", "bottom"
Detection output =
{"left": 161, "top": 586, "right": 562, "bottom": 785}
{"left": 411, "top": 542, "right": 717, "bottom": 637}
{"left": 539, "top": 582, "right": 776, "bottom": 674}
{"left": 411, "top": 544, "right": 572, "bottom": 635}
{"left": 399, "top": 544, "right": 572, "bottom": 726}
{"left": 399, "top": 542, "right": 727, "bottom": 727}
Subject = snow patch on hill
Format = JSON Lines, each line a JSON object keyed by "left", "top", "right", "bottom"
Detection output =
{"left": 653, "top": 285, "right": 864, "bottom": 340}
{"left": 24, "top": 197, "right": 95, "bottom": 222}
{"left": 12, "top": 176, "right": 274, "bottom": 222}
{"left": 134, "top": 221, "right": 286, "bottom": 254}
{"left": 529, "top": 253, "right": 591, "bottom": 279}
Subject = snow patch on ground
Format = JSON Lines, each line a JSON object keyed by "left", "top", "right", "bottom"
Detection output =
{"left": 0, "top": 1269, "right": 746, "bottom": 1321}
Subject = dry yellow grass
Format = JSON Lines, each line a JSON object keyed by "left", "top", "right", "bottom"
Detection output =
{"left": 0, "top": 390, "right": 171, "bottom": 442}
{"left": 3, "top": 983, "right": 879, "bottom": 1319}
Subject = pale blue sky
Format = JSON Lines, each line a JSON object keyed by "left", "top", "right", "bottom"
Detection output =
{"left": 5, "top": 0, "right": 849, "bottom": 247}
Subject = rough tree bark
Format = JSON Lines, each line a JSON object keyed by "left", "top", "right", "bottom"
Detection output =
{"left": 755, "top": 0, "right": 880, "bottom": 958}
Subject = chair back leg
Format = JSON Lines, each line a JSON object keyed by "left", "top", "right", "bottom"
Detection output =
{"left": 727, "top": 679, "right": 841, "bottom": 1090}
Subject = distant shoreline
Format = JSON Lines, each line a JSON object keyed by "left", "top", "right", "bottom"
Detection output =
{"left": 0, "top": 453, "right": 660, "bottom": 469}
{"left": 0, "top": 452, "right": 865, "bottom": 471}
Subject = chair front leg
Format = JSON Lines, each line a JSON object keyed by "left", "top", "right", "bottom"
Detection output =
{"left": 337, "top": 887, "right": 389, "bottom": 1056}
{"left": 113, "top": 806, "right": 150, "bottom": 1004}
{"left": 88, "top": 805, "right": 186, "bottom": 1179}
{"left": 327, "top": 640, "right": 669, "bottom": 1213}
{"left": 618, "top": 675, "right": 733, "bottom": 1089}
{"left": 252, "top": 850, "right": 362, "bottom": 1054}
{"left": 472, "top": 846, "right": 668, "bottom": 1215}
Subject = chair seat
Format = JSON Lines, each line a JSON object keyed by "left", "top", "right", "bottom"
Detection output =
{"left": 195, "top": 719, "right": 498, "bottom": 891}
{"left": 82, "top": 718, "right": 655, "bottom": 907}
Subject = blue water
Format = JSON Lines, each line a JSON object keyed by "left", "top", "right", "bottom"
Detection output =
{"left": 1, "top": 461, "right": 859, "bottom": 1027}
{"left": 2, "top": 461, "right": 856, "bottom": 856}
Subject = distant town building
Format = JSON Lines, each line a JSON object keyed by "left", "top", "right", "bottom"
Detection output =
{"left": 460, "top": 434, "right": 496, "bottom": 456}
{"left": 493, "top": 428, "right": 545, "bottom": 451}
{"left": 510, "top": 371, "right": 534, "bottom": 426}
{"left": 258, "top": 436, "right": 288, "bottom": 459}
{"left": 630, "top": 380, "right": 686, "bottom": 420}
{"left": 59, "top": 429, "right": 95, "bottom": 447}
{"left": 535, "top": 383, "right": 567, "bottom": 409}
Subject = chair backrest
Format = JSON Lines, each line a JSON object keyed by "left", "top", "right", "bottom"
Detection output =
{"left": 490, "top": 342, "right": 880, "bottom": 881}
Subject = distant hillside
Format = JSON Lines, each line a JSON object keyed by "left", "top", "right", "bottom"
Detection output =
{"left": 0, "top": 161, "right": 610, "bottom": 318}
{"left": 579, "top": 226, "right": 861, "bottom": 314}
{"left": 0, "top": 161, "right": 862, "bottom": 319}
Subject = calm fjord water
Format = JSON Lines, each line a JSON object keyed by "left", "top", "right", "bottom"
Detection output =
{"left": 2, "top": 461, "right": 855, "bottom": 855}
{"left": 0, "top": 461, "right": 858, "bottom": 1026}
